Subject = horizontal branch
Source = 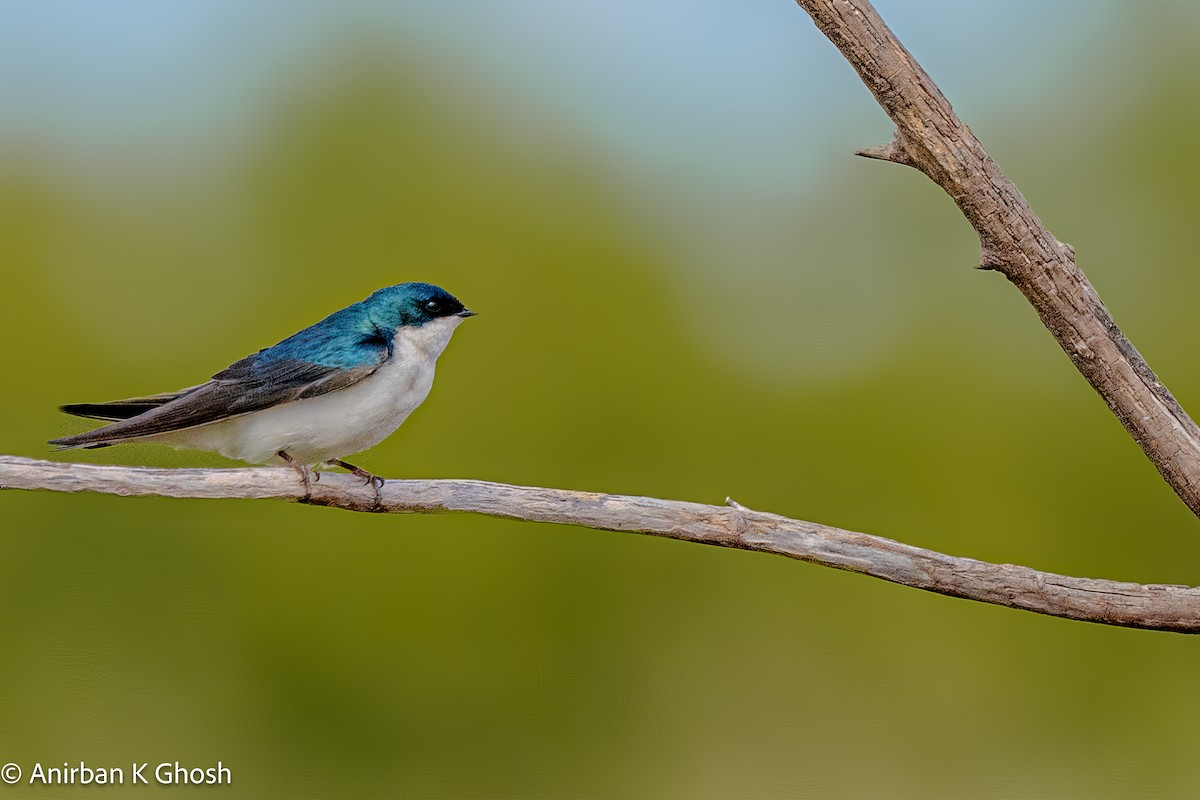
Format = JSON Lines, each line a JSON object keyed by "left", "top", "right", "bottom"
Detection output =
{"left": 2, "top": 456, "right": 1197, "bottom": 633}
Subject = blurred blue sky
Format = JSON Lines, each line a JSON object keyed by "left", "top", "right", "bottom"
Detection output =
{"left": 0, "top": 1, "right": 1127, "bottom": 188}
{"left": 3, "top": 1, "right": 1194, "bottom": 388}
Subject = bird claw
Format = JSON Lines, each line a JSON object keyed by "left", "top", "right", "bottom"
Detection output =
{"left": 277, "top": 450, "right": 313, "bottom": 502}
{"left": 365, "top": 474, "right": 384, "bottom": 510}
{"left": 325, "top": 459, "right": 385, "bottom": 509}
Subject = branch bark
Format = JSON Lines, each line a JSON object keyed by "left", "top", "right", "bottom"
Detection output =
{"left": 2, "top": 455, "right": 1198, "bottom": 633}
{"left": 6, "top": 4, "right": 1198, "bottom": 636}
{"left": 795, "top": 0, "right": 1200, "bottom": 518}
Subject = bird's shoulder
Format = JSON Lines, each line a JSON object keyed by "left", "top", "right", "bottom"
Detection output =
{"left": 215, "top": 304, "right": 394, "bottom": 386}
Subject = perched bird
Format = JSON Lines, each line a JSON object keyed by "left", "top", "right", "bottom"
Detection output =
{"left": 50, "top": 282, "right": 475, "bottom": 494}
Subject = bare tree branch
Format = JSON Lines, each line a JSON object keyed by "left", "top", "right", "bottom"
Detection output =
{"left": 6, "top": 4, "right": 1197, "bottom": 636}
{"left": 2, "top": 455, "right": 1197, "bottom": 633}
{"left": 795, "top": 0, "right": 1200, "bottom": 518}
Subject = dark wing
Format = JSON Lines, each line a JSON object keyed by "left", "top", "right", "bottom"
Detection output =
{"left": 50, "top": 349, "right": 386, "bottom": 450}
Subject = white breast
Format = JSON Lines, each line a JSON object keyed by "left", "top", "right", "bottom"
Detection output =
{"left": 170, "top": 315, "right": 464, "bottom": 465}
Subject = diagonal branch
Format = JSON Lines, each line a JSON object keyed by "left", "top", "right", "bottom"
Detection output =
{"left": 795, "top": 0, "right": 1200, "bottom": 518}
{"left": 2, "top": 455, "right": 1198, "bottom": 633}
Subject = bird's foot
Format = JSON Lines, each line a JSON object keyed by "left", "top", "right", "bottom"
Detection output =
{"left": 277, "top": 450, "right": 313, "bottom": 503}
{"left": 327, "top": 459, "right": 384, "bottom": 508}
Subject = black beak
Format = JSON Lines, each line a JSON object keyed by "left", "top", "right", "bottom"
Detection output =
{"left": 457, "top": 309, "right": 477, "bottom": 318}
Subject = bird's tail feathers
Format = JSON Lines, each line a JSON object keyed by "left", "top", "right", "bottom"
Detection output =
{"left": 48, "top": 439, "right": 115, "bottom": 451}
{"left": 59, "top": 391, "right": 186, "bottom": 421}
{"left": 49, "top": 427, "right": 140, "bottom": 450}
{"left": 50, "top": 389, "right": 194, "bottom": 449}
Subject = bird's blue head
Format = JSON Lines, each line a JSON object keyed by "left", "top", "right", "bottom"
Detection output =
{"left": 363, "top": 282, "right": 475, "bottom": 330}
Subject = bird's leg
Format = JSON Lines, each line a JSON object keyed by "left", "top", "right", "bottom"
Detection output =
{"left": 277, "top": 450, "right": 313, "bottom": 502}
{"left": 326, "top": 458, "right": 384, "bottom": 507}
{"left": 326, "top": 458, "right": 385, "bottom": 488}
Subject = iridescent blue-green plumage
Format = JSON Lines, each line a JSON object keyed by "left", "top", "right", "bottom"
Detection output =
{"left": 255, "top": 282, "right": 463, "bottom": 370}
{"left": 51, "top": 282, "right": 473, "bottom": 453}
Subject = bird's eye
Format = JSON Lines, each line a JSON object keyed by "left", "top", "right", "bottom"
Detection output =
{"left": 424, "top": 300, "right": 442, "bottom": 314}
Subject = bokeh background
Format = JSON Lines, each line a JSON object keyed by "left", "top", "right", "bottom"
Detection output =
{"left": 3, "top": 1, "right": 1200, "bottom": 797}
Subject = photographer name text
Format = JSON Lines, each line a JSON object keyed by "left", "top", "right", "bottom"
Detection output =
{"left": 1, "top": 760, "right": 230, "bottom": 787}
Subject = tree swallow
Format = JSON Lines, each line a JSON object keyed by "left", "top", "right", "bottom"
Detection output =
{"left": 50, "top": 282, "right": 475, "bottom": 493}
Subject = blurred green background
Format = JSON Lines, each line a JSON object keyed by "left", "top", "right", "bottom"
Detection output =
{"left": 3, "top": 1, "right": 1200, "bottom": 797}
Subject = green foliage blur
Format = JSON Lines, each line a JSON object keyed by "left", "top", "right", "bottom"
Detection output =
{"left": 3, "top": 5, "right": 1200, "bottom": 798}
